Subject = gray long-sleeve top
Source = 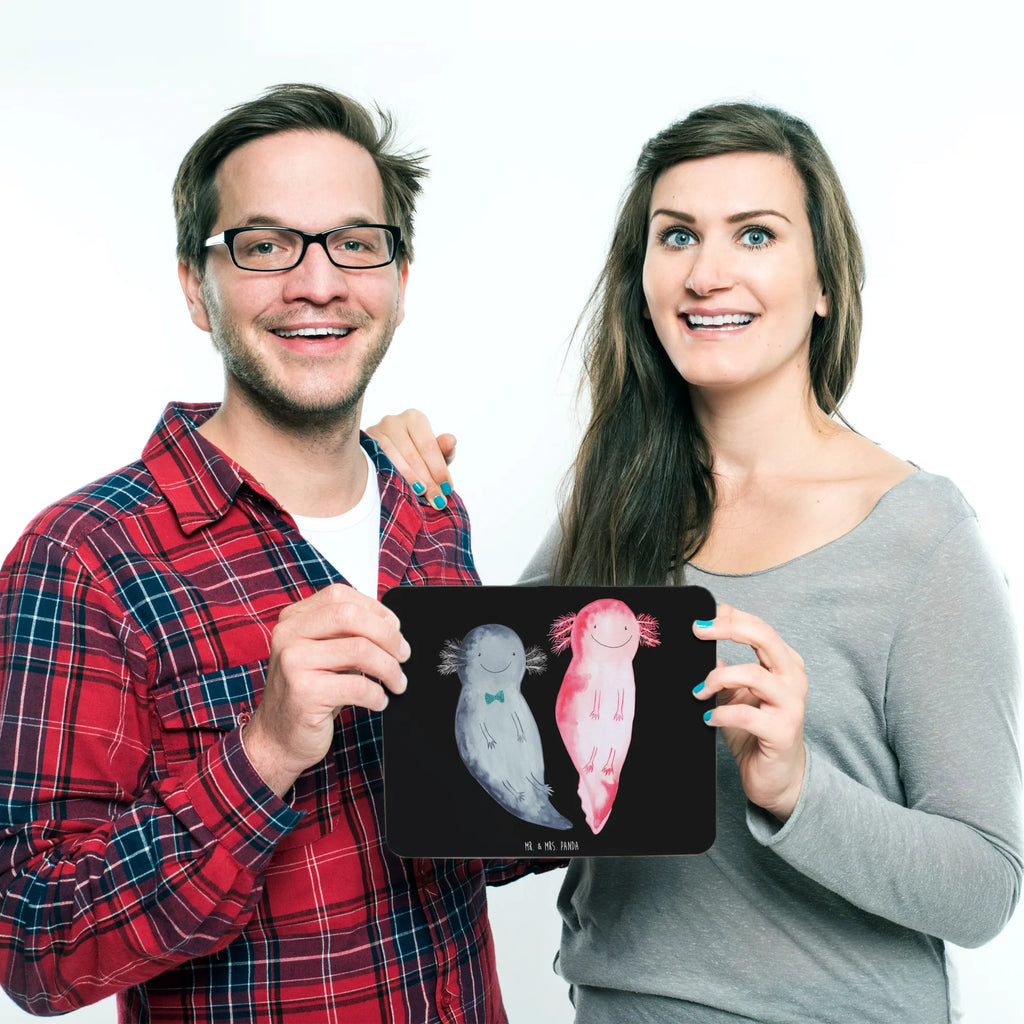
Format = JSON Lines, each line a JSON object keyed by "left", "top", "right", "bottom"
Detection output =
{"left": 520, "top": 471, "right": 1022, "bottom": 1023}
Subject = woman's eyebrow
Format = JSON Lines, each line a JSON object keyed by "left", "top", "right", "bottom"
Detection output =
{"left": 650, "top": 208, "right": 792, "bottom": 224}
{"left": 650, "top": 208, "right": 695, "bottom": 223}
{"left": 727, "top": 208, "right": 791, "bottom": 223}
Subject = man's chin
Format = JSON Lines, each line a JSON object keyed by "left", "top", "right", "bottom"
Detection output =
{"left": 213, "top": 316, "right": 394, "bottom": 439}
{"left": 247, "top": 387, "right": 364, "bottom": 436}
{"left": 236, "top": 379, "right": 366, "bottom": 438}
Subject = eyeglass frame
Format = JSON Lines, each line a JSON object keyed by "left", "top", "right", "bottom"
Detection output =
{"left": 204, "top": 224, "right": 403, "bottom": 271}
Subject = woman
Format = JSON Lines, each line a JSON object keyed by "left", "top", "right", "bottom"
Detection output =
{"left": 369, "top": 103, "right": 1022, "bottom": 1023}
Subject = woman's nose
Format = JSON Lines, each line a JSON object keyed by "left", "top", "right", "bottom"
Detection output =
{"left": 685, "top": 241, "right": 737, "bottom": 296}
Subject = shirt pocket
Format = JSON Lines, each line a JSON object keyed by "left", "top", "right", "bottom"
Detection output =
{"left": 150, "top": 661, "right": 342, "bottom": 849}
{"left": 151, "top": 660, "right": 265, "bottom": 772}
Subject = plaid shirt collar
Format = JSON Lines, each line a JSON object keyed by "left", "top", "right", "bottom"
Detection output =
{"left": 142, "top": 403, "right": 249, "bottom": 536}
{"left": 141, "top": 402, "right": 426, "bottom": 593}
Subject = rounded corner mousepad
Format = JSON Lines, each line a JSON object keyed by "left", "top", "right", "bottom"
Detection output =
{"left": 381, "top": 585, "right": 716, "bottom": 858}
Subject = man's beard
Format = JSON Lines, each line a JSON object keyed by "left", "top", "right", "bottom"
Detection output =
{"left": 206, "top": 298, "right": 397, "bottom": 438}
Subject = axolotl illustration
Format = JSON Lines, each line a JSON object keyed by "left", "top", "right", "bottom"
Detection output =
{"left": 439, "top": 624, "right": 572, "bottom": 830}
{"left": 549, "top": 599, "right": 660, "bottom": 834}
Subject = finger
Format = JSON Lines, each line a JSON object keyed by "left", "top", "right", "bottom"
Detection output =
{"left": 437, "top": 433, "right": 457, "bottom": 466}
{"left": 402, "top": 413, "right": 455, "bottom": 508}
{"left": 278, "top": 585, "right": 409, "bottom": 660}
{"left": 273, "top": 631, "right": 407, "bottom": 702}
{"left": 366, "top": 413, "right": 437, "bottom": 494}
{"left": 700, "top": 693, "right": 802, "bottom": 739}
{"left": 692, "top": 662, "right": 778, "bottom": 704}
{"left": 311, "top": 635, "right": 409, "bottom": 695}
{"left": 327, "top": 673, "right": 392, "bottom": 713}
{"left": 700, "top": 701, "right": 764, "bottom": 733}
{"left": 365, "top": 410, "right": 455, "bottom": 508}
{"left": 693, "top": 603, "right": 801, "bottom": 673}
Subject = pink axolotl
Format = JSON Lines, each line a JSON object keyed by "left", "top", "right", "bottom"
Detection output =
{"left": 549, "top": 598, "right": 660, "bottom": 834}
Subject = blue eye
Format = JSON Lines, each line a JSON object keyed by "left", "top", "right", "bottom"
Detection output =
{"left": 659, "top": 227, "right": 696, "bottom": 248}
{"left": 739, "top": 226, "right": 775, "bottom": 248}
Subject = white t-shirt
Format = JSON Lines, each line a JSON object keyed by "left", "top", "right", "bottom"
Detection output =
{"left": 290, "top": 449, "right": 381, "bottom": 596}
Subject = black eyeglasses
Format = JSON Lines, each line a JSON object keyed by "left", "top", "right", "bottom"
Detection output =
{"left": 204, "top": 224, "right": 402, "bottom": 271}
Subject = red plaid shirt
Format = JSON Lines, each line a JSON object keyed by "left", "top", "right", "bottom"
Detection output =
{"left": 0, "top": 403, "right": 528, "bottom": 1022}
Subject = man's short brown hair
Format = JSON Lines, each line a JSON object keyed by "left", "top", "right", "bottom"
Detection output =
{"left": 174, "top": 83, "right": 427, "bottom": 272}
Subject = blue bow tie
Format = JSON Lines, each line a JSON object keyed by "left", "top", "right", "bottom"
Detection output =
{"left": 485, "top": 691, "right": 505, "bottom": 704}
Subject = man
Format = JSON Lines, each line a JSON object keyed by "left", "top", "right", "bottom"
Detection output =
{"left": 0, "top": 84, "right": 530, "bottom": 1022}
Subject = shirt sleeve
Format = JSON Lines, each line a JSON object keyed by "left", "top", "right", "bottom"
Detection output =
{"left": 0, "top": 532, "right": 301, "bottom": 1014}
{"left": 747, "top": 515, "right": 1023, "bottom": 947}
{"left": 481, "top": 858, "right": 567, "bottom": 885}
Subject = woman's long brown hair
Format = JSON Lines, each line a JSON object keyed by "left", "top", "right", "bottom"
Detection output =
{"left": 555, "top": 103, "right": 865, "bottom": 586}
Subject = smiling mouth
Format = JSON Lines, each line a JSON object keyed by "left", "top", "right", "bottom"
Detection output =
{"left": 592, "top": 636, "right": 631, "bottom": 649}
{"left": 684, "top": 313, "right": 755, "bottom": 331}
{"left": 272, "top": 327, "right": 353, "bottom": 339}
{"left": 482, "top": 658, "right": 514, "bottom": 674}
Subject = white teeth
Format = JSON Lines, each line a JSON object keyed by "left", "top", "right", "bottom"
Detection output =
{"left": 685, "top": 313, "right": 755, "bottom": 327}
{"left": 274, "top": 327, "right": 352, "bottom": 338}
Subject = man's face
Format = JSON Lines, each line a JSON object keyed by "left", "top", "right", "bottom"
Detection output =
{"left": 179, "top": 129, "right": 407, "bottom": 434}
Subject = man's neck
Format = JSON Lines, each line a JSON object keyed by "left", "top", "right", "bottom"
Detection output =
{"left": 198, "top": 395, "right": 370, "bottom": 518}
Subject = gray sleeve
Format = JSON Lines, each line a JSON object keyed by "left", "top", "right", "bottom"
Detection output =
{"left": 748, "top": 515, "right": 1023, "bottom": 947}
{"left": 518, "top": 521, "right": 561, "bottom": 586}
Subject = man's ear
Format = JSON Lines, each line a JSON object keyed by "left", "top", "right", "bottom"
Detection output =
{"left": 178, "top": 260, "right": 212, "bottom": 333}
{"left": 395, "top": 257, "right": 410, "bottom": 328}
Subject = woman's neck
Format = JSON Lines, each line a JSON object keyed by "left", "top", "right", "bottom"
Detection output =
{"left": 691, "top": 375, "right": 841, "bottom": 487}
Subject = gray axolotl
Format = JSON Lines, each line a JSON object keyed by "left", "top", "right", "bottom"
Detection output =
{"left": 439, "top": 624, "right": 572, "bottom": 831}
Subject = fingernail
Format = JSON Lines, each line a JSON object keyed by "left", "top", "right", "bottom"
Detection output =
{"left": 692, "top": 680, "right": 705, "bottom": 695}
{"left": 441, "top": 481, "right": 453, "bottom": 496}
{"left": 412, "top": 481, "right": 426, "bottom": 495}
{"left": 397, "top": 671, "right": 408, "bottom": 692}
{"left": 695, "top": 619, "right": 714, "bottom": 629}
{"left": 702, "top": 709, "right": 713, "bottom": 723}
{"left": 399, "top": 639, "right": 411, "bottom": 660}
{"left": 433, "top": 495, "right": 447, "bottom": 509}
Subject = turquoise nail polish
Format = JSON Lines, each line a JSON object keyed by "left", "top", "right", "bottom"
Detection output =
{"left": 692, "top": 680, "right": 705, "bottom": 695}
{"left": 433, "top": 495, "right": 447, "bottom": 509}
{"left": 695, "top": 619, "right": 714, "bottom": 629}
{"left": 412, "top": 481, "right": 426, "bottom": 495}
{"left": 703, "top": 709, "right": 713, "bottom": 723}
{"left": 441, "top": 481, "right": 453, "bottom": 496}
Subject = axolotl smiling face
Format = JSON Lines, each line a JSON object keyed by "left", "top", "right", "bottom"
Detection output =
{"left": 549, "top": 599, "right": 661, "bottom": 660}
{"left": 462, "top": 625, "right": 526, "bottom": 681}
{"left": 578, "top": 600, "right": 643, "bottom": 660}
{"left": 439, "top": 625, "right": 548, "bottom": 691}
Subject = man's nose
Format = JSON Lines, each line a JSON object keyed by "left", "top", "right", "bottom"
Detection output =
{"left": 281, "top": 237, "right": 351, "bottom": 305}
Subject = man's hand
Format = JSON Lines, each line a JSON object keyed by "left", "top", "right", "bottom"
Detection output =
{"left": 242, "top": 584, "right": 410, "bottom": 797}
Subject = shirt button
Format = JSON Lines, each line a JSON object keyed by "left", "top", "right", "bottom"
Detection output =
{"left": 236, "top": 710, "right": 252, "bottom": 726}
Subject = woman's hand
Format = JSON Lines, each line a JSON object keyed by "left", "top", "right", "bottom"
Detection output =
{"left": 692, "top": 603, "right": 808, "bottom": 822}
{"left": 365, "top": 409, "right": 456, "bottom": 509}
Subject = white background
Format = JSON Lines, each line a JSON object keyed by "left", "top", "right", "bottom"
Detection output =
{"left": 1, "top": 1, "right": 1021, "bottom": 1020}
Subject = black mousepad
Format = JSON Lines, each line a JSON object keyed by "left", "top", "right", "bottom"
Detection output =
{"left": 381, "top": 585, "right": 716, "bottom": 858}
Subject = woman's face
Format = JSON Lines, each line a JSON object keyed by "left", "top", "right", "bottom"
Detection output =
{"left": 642, "top": 152, "right": 828, "bottom": 397}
